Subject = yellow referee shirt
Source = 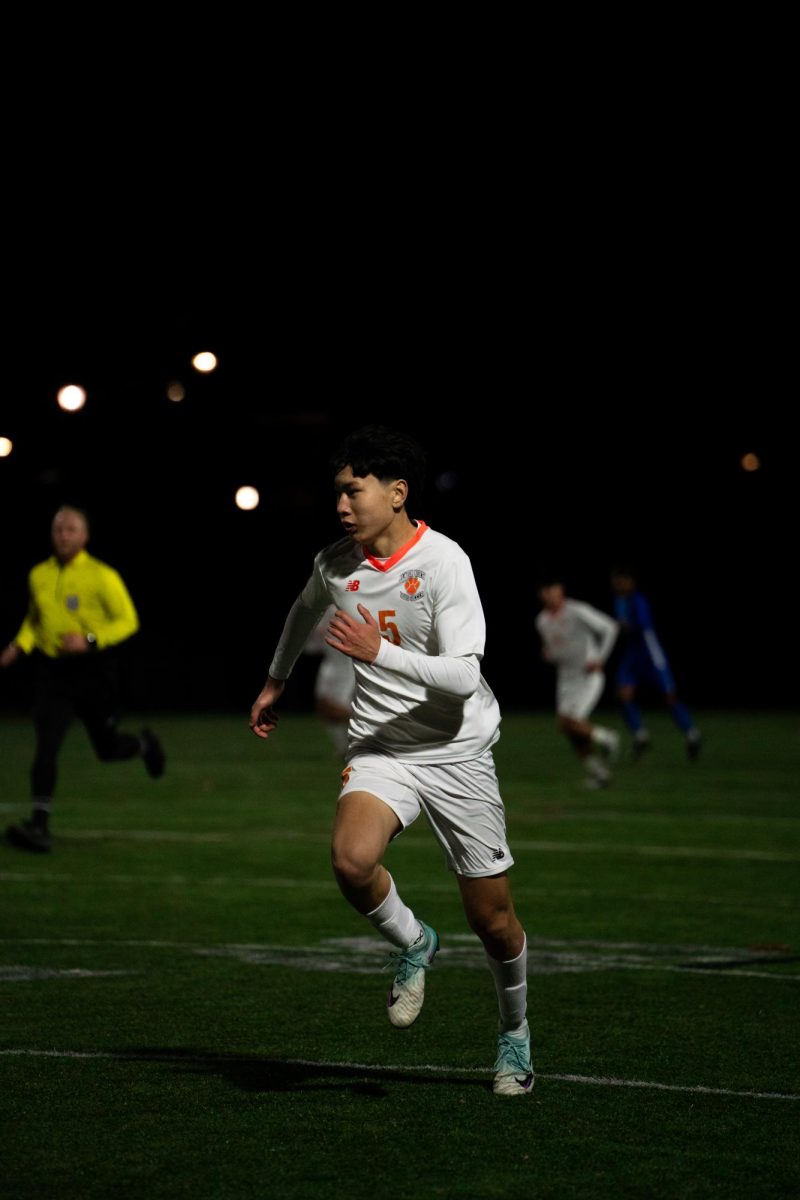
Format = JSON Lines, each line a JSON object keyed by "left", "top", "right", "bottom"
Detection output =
{"left": 13, "top": 550, "right": 140, "bottom": 658}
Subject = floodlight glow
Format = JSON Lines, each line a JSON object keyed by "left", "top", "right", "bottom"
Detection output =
{"left": 57, "top": 385, "right": 87, "bottom": 412}
{"left": 192, "top": 352, "right": 218, "bottom": 374}
{"left": 167, "top": 381, "right": 186, "bottom": 402}
{"left": 0, "top": 436, "right": 12, "bottom": 457}
{"left": 741, "top": 453, "right": 761, "bottom": 472}
{"left": 235, "top": 486, "right": 260, "bottom": 511}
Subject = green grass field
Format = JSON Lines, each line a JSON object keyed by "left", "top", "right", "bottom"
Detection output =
{"left": 1, "top": 710, "right": 798, "bottom": 1199}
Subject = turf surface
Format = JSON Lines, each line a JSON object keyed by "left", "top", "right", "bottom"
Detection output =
{"left": 1, "top": 710, "right": 798, "bottom": 1198}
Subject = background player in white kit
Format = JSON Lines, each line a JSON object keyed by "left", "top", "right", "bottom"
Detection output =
{"left": 303, "top": 604, "right": 356, "bottom": 759}
{"left": 249, "top": 426, "right": 532, "bottom": 1096}
{"left": 536, "top": 576, "right": 620, "bottom": 789}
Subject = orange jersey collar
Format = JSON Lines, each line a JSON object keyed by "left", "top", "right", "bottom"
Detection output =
{"left": 363, "top": 521, "right": 429, "bottom": 573}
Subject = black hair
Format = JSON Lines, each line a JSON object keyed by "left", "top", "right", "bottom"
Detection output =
{"left": 330, "top": 425, "right": 427, "bottom": 502}
{"left": 536, "top": 569, "right": 566, "bottom": 589}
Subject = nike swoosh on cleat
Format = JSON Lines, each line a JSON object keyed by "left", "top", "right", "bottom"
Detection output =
{"left": 515, "top": 1074, "right": 533, "bottom": 1088}
{"left": 388, "top": 991, "right": 399, "bottom": 1007}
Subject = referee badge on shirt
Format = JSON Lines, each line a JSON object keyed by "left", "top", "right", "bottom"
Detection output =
{"left": 66, "top": 595, "right": 80, "bottom": 611}
{"left": 399, "top": 570, "right": 426, "bottom": 602}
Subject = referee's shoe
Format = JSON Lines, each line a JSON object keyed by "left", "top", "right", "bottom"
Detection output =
{"left": 140, "top": 728, "right": 166, "bottom": 778}
{"left": 6, "top": 819, "right": 51, "bottom": 853}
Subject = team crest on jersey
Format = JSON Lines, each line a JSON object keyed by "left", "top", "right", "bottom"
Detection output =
{"left": 399, "top": 570, "right": 426, "bottom": 602}
{"left": 66, "top": 595, "right": 80, "bottom": 611}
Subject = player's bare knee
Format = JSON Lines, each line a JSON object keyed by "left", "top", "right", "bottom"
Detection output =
{"left": 330, "top": 841, "right": 377, "bottom": 890}
{"left": 559, "top": 714, "right": 584, "bottom": 740}
{"left": 468, "top": 903, "right": 513, "bottom": 946}
{"left": 567, "top": 730, "right": 590, "bottom": 752}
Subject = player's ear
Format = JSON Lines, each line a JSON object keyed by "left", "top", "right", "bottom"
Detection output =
{"left": 391, "top": 478, "right": 408, "bottom": 511}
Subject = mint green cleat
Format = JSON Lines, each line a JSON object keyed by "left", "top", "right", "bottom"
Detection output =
{"left": 493, "top": 1022, "right": 534, "bottom": 1096}
{"left": 386, "top": 921, "right": 439, "bottom": 1028}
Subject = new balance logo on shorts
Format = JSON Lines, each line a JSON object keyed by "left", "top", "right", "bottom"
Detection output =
{"left": 491, "top": 848, "right": 505, "bottom": 861}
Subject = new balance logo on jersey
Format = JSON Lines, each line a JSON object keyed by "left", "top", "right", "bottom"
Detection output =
{"left": 345, "top": 580, "right": 360, "bottom": 592}
{"left": 491, "top": 848, "right": 505, "bottom": 861}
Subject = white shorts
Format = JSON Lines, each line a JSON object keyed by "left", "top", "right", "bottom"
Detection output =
{"left": 556, "top": 670, "right": 605, "bottom": 719}
{"left": 338, "top": 751, "right": 514, "bottom": 878}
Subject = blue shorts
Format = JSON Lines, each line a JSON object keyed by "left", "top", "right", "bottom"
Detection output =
{"left": 616, "top": 647, "right": 676, "bottom": 694}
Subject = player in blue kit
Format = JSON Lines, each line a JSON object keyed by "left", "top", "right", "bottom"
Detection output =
{"left": 250, "top": 426, "right": 532, "bottom": 1096}
{"left": 610, "top": 568, "right": 701, "bottom": 761}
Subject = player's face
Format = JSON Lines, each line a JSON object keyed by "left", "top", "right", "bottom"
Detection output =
{"left": 335, "top": 466, "right": 402, "bottom": 546}
{"left": 51, "top": 510, "right": 88, "bottom": 563}
{"left": 539, "top": 584, "right": 565, "bottom": 611}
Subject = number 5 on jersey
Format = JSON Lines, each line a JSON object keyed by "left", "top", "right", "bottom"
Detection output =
{"left": 379, "top": 610, "right": 401, "bottom": 645}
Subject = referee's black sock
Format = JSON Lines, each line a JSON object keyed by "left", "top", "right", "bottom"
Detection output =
{"left": 31, "top": 801, "right": 51, "bottom": 832}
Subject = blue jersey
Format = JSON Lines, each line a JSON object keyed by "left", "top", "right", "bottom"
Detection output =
{"left": 614, "top": 590, "right": 676, "bottom": 694}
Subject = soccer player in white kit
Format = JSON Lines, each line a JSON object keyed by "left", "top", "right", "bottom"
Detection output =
{"left": 536, "top": 577, "right": 620, "bottom": 788}
{"left": 303, "top": 604, "right": 356, "bottom": 759}
{"left": 249, "top": 426, "right": 532, "bottom": 1096}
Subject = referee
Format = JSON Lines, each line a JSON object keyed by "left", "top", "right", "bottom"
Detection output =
{"left": 1, "top": 505, "right": 165, "bottom": 852}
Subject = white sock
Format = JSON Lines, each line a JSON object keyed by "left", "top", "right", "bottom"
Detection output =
{"left": 366, "top": 875, "right": 422, "bottom": 949}
{"left": 585, "top": 755, "right": 610, "bottom": 783}
{"left": 485, "top": 935, "right": 528, "bottom": 1033}
{"left": 591, "top": 726, "right": 615, "bottom": 750}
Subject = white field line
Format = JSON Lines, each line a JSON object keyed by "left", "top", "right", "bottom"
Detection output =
{"left": 509, "top": 839, "right": 799, "bottom": 862}
{"left": 0, "top": 873, "right": 340, "bottom": 888}
{"left": 564, "top": 963, "right": 799, "bottom": 982}
{"left": 1, "top": 872, "right": 797, "bottom": 914}
{"left": 43, "top": 829, "right": 800, "bottom": 863}
{"left": 0, "top": 967, "right": 134, "bottom": 981}
{"left": 6, "top": 803, "right": 796, "bottom": 824}
{"left": 0, "top": 1048, "right": 795, "bottom": 1101}
{"left": 66, "top": 830, "right": 233, "bottom": 843}
{"left": 0, "top": 934, "right": 778, "bottom": 953}
{"left": 0, "top": 934, "right": 796, "bottom": 982}
{"left": 511, "top": 811, "right": 800, "bottom": 826}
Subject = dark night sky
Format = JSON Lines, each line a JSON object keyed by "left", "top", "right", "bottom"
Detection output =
{"left": 0, "top": 90, "right": 793, "bottom": 716}
{"left": 0, "top": 274, "right": 792, "bottom": 716}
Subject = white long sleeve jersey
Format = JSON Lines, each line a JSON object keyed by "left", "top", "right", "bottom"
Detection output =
{"left": 269, "top": 522, "right": 501, "bottom": 762}
{"left": 535, "top": 600, "right": 619, "bottom": 675}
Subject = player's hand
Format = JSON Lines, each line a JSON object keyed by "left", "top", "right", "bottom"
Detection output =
{"left": 326, "top": 605, "right": 382, "bottom": 663}
{"left": 249, "top": 676, "right": 285, "bottom": 739}
{"left": 61, "top": 633, "right": 90, "bottom": 654}
{"left": 0, "top": 642, "right": 21, "bottom": 668}
{"left": 584, "top": 659, "right": 602, "bottom": 674}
